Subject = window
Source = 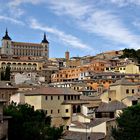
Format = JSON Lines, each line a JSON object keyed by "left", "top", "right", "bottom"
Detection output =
{"left": 51, "top": 96, "right": 53, "bottom": 100}
{"left": 51, "top": 110, "right": 53, "bottom": 114}
{"left": 71, "top": 95, "right": 73, "bottom": 100}
{"left": 126, "top": 89, "right": 129, "bottom": 94}
{"left": 64, "top": 95, "right": 66, "bottom": 100}
{"left": 109, "top": 98, "right": 111, "bottom": 101}
{"left": 58, "top": 110, "right": 60, "bottom": 113}
{"left": 46, "top": 110, "right": 47, "bottom": 114}
{"left": 132, "top": 100, "right": 138, "bottom": 105}
{"left": 132, "top": 89, "right": 134, "bottom": 94}
{"left": 66, "top": 109, "right": 69, "bottom": 113}
{"left": 1, "top": 94, "right": 4, "bottom": 98}
{"left": 78, "top": 96, "right": 80, "bottom": 100}
{"left": 45, "top": 96, "right": 47, "bottom": 100}
{"left": 58, "top": 96, "right": 60, "bottom": 100}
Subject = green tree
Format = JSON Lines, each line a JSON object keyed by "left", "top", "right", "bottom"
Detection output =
{"left": 5, "top": 65, "right": 11, "bottom": 81}
{"left": 136, "top": 49, "right": 140, "bottom": 63}
{"left": 112, "top": 104, "right": 140, "bottom": 140}
{"left": 4, "top": 103, "right": 63, "bottom": 140}
{"left": 1, "top": 70, "right": 5, "bottom": 81}
{"left": 120, "top": 48, "right": 140, "bottom": 63}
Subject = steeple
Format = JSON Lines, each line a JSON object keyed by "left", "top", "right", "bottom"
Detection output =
{"left": 41, "top": 32, "right": 49, "bottom": 43}
{"left": 2, "top": 28, "right": 11, "bottom": 40}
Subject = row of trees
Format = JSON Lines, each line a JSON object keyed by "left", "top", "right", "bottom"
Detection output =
{"left": 120, "top": 48, "right": 140, "bottom": 63}
{"left": 4, "top": 103, "right": 63, "bottom": 140}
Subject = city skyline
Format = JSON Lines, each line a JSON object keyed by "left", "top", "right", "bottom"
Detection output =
{"left": 0, "top": 0, "right": 140, "bottom": 58}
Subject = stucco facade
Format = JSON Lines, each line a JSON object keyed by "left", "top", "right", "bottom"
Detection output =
{"left": 25, "top": 87, "right": 82, "bottom": 126}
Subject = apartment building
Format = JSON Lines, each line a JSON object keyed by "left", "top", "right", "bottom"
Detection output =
{"left": 25, "top": 87, "right": 86, "bottom": 127}
{"left": 100, "top": 78, "right": 140, "bottom": 103}
{"left": 51, "top": 66, "right": 89, "bottom": 83}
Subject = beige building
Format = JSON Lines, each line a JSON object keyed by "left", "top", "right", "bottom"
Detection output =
{"left": 105, "top": 63, "right": 140, "bottom": 74}
{"left": 1, "top": 29, "right": 49, "bottom": 58}
{"left": 100, "top": 78, "right": 140, "bottom": 104}
{"left": 0, "top": 58, "right": 43, "bottom": 72}
{"left": 125, "top": 63, "right": 140, "bottom": 74}
{"left": 0, "top": 81, "right": 18, "bottom": 105}
{"left": 25, "top": 87, "right": 84, "bottom": 127}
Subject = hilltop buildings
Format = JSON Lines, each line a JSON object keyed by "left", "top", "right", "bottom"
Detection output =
{"left": 0, "top": 30, "right": 140, "bottom": 139}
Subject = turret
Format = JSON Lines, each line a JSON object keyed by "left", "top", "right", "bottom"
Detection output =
{"left": 2, "top": 28, "right": 11, "bottom": 40}
{"left": 41, "top": 32, "right": 49, "bottom": 44}
{"left": 1, "top": 29, "right": 12, "bottom": 55}
{"left": 41, "top": 32, "right": 49, "bottom": 59}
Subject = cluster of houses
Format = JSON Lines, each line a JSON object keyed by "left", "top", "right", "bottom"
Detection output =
{"left": 0, "top": 30, "right": 140, "bottom": 140}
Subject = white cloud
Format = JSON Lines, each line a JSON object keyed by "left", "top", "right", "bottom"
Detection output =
{"left": 7, "top": 0, "right": 46, "bottom": 18}
{"left": 48, "top": 0, "right": 91, "bottom": 19}
{"left": 108, "top": 0, "right": 140, "bottom": 7}
{"left": 30, "top": 18, "right": 92, "bottom": 51}
{"left": 80, "top": 10, "right": 140, "bottom": 49}
{"left": 0, "top": 15, "right": 24, "bottom": 25}
{"left": 133, "top": 20, "right": 140, "bottom": 28}
{"left": 8, "top": 0, "right": 46, "bottom": 7}
{"left": 47, "top": 0, "right": 140, "bottom": 49}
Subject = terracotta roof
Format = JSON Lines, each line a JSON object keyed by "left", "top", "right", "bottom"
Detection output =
{"left": 12, "top": 41, "right": 42, "bottom": 47}
{"left": 62, "top": 131, "right": 105, "bottom": 140}
{"left": 96, "top": 100, "right": 127, "bottom": 112}
{"left": 25, "top": 87, "right": 81, "bottom": 96}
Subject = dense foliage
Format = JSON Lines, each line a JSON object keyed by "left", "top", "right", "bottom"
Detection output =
{"left": 4, "top": 103, "right": 63, "bottom": 140}
{"left": 1, "top": 65, "right": 11, "bottom": 81}
{"left": 120, "top": 48, "right": 140, "bottom": 63}
{"left": 112, "top": 104, "right": 140, "bottom": 140}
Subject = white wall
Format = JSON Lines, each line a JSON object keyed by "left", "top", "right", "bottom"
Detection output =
{"left": 10, "top": 93, "right": 25, "bottom": 104}
{"left": 69, "top": 122, "right": 107, "bottom": 134}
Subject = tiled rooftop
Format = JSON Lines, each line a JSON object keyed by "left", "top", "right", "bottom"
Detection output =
{"left": 62, "top": 131, "right": 105, "bottom": 140}
{"left": 12, "top": 41, "right": 42, "bottom": 47}
{"left": 25, "top": 87, "right": 81, "bottom": 96}
{"left": 96, "top": 100, "right": 127, "bottom": 112}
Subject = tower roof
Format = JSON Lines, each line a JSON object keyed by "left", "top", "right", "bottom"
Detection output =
{"left": 2, "top": 29, "right": 11, "bottom": 40}
{"left": 41, "top": 32, "right": 49, "bottom": 43}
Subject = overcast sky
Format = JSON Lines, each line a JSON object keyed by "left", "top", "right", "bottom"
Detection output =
{"left": 0, "top": 0, "right": 140, "bottom": 58}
